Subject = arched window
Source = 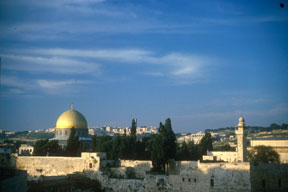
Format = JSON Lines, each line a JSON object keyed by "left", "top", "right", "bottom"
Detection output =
{"left": 89, "top": 163, "right": 92, "bottom": 168}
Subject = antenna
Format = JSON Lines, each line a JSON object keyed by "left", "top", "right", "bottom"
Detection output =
{"left": 71, "top": 103, "right": 74, "bottom": 110}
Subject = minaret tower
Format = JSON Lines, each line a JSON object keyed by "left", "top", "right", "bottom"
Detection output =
{"left": 235, "top": 116, "right": 247, "bottom": 162}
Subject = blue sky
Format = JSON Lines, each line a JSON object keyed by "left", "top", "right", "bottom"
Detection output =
{"left": 0, "top": 0, "right": 287, "bottom": 133}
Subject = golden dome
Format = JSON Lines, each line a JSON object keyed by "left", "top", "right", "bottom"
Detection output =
{"left": 56, "top": 106, "right": 87, "bottom": 129}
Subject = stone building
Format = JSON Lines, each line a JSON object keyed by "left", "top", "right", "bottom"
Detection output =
{"left": 204, "top": 116, "right": 247, "bottom": 163}
{"left": 249, "top": 138, "right": 288, "bottom": 163}
{"left": 18, "top": 144, "right": 34, "bottom": 156}
{"left": 177, "top": 131, "right": 205, "bottom": 144}
{"left": 50, "top": 104, "right": 91, "bottom": 146}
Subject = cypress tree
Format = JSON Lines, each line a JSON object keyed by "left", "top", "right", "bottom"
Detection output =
{"left": 131, "top": 118, "right": 137, "bottom": 138}
{"left": 66, "top": 127, "right": 81, "bottom": 156}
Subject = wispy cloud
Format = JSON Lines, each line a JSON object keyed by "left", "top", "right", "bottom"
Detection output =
{"left": 37, "top": 79, "right": 86, "bottom": 89}
{"left": 2, "top": 54, "right": 100, "bottom": 75}
{"left": 6, "top": 48, "right": 210, "bottom": 80}
{"left": 1, "top": 75, "right": 89, "bottom": 96}
{"left": 1, "top": 48, "right": 211, "bottom": 97}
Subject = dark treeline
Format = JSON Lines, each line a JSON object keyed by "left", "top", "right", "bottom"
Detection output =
{"left": 33, "top": 128, "right": 89, "bottom": 157}
{"left": 33, "top": 118, "right": 213, "bottom": 172}
{"left": 205, "top": 123, "right": 288, "bottom": 133}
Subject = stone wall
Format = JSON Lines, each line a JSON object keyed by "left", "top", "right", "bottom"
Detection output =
{"left": 120, "top": 160, "right": 152, "bottom": 178}
{"left": 250, "top": 140, "right": 288, "bottom": 147}
{"left": 13, "top": 151, "right": 288, "bottom": 191}
{"left": 84, "top": 170, "right": 173, "bottom": 192}
{"left": 16, "top": 152, "right": 101, "bottom": 180}
{"left": 85, "top": 161, "right": 252, "bottom": 192}
{"left": 209, "top": 151, "right": 238, "bottom": 162}
{"left": 169, "top": 161, "right": 251, "bottom": 192}
{"left": 250, "top": 163, "right": 288, "bottom": 192}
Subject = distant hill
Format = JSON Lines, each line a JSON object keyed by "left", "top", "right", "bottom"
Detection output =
{"left": 0, "top": 131, "right": 54, "bottom": 141}
{"left": 205, "top": 123, "right": 288, "bottom": 133}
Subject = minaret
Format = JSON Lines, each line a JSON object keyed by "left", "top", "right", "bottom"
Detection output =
{"left": 235, "top": 116, "right": 247, "bottom": 162}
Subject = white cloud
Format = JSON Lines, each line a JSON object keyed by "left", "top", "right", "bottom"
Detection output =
{"left": 37, "top": 79, "right": 82, "bottom": 89}
{"left": 1, "top": 47, "right": 211, "bottom": 97}
{"left": 15, "top": 48, "right": 209, "bottom": 79}
{"left": 1, "top": 75, "right": 34, "bottom": 90}
{"left": 2, "top": 54, "right": 100, "bottom": 75}
{"left": 1, "top": 75, "right": 89, "bottom": 96}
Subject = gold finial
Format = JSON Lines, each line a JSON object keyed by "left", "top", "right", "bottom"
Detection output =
{"left": 71, "top": 103, "right": 74, "bottom": 110}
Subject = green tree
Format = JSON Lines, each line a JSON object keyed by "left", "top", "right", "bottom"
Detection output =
{"left": 110, "top": 134, "right": 122, "bottom": 160}
{"left": 33, "top": 139, "right": 49, "bottom": 156}
{"left": 91, "top": 135, "right": 97, "bottom": 151}
{"left": 163, "top": 118, "right": 176, "bottom": 161}
{"left": 33, "top": 139, "right": 63, "bottom": 156}
{"left": 176, "top": 142, "right": 189, "bottom": 160}
{"left": 149, "top": 118, "right": 176, "bottom": 172}
{"left": 148, "top": 134, "right": 165, "bottom": 172}
{"left": 66, "top": 128, "right": 81, "bottom": 156}
{"left": 199, "top": 132, "right": 213, "bottom": 155}
{"left": 134, "top": 137, "right": 150, "bottom": 160}
{"left": 248, "top": 145, "right": 280, "bottom": 164}
{"left": 119, "top": 135, "right": 128, "bottom": 159}
{"left": 93, "top": 135, "right": 113, "bottom": 158}
{"left": 213, "top": 143, "right": 235, "bottom": 151}
{"left": 187, "top": 140, "right": 201, "bottom": 160}
{"left": 131, "top": 118, "right": 137, "bottom": 138}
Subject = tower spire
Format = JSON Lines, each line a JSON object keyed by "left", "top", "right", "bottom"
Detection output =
{"left": 71, "top": 103, "right": 74, "bottom": 110}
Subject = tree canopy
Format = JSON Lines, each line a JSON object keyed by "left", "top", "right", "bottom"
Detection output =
{"left": 33, "top": 139, "right": 63, "bottom": 156}
{"left": 199, "top": 132, "right": 213, "bottom": 155}
{"left": 130, "top": 118, "right": 137, "bottom": 138}
{"left": 148, "top": 118, "right": 176, "bottom": 172}
{"left": 248, "top": 145, "right": 280, "bottom": 164}
{"left": 65, "top": 128, "right": 81, "bottom": 156}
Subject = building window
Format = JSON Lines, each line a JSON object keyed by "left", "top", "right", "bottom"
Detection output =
{"left": 262, "top": 179, "right": 265, "bottom": 188}
{"left": 278, "top": 179, "right": 281, "bottom": 188}
{"left": 182, "top": 178, "right": 185, "bottom": 182}
{"left": 210, "top": 179, "right": 214, "bottom": 187}
{"left": 188, "top": 178, "right": 191, "bottom": 182}
{"left": 89, "top": 163, "right": 92, "bottom": 168}
{"left": 194, "top": 178, "right": 197, "bottom": 182}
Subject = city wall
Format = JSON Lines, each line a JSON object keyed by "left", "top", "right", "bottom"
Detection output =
{"left": 250, "top": 163, "right": 288, "bottom": 192}
{"left": 85, "top": 161, "right": 251, "bottom": 192}
{"left": 16, "top": 153, "right": 101, "bottom": 180}
{"left": 13, "top": 152, "right": 288, "bottom": 191}
{"left": 250, "top": 140, "right": 288, "bottom": 147}
{"left": 120, "top": 160, "right": 152, "bottom": 178}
